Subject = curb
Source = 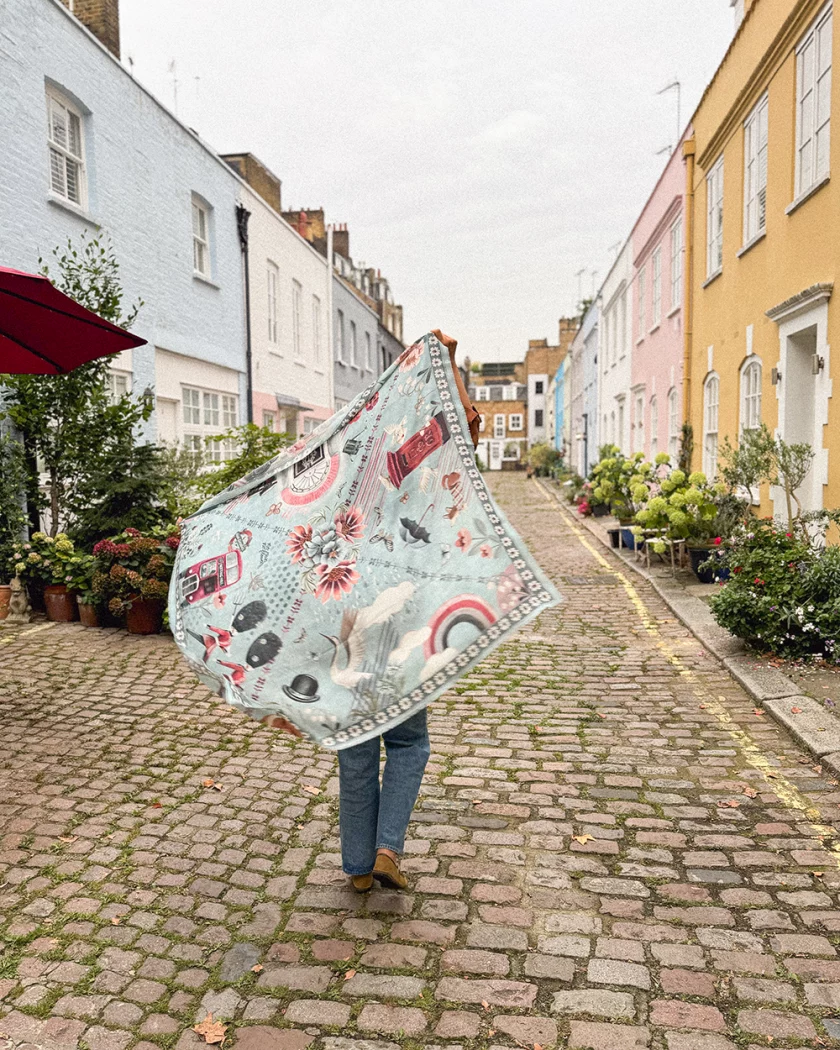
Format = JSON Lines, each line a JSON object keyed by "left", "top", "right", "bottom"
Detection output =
{"left": 538, "top": 480, "right": 840, "bottom": 778}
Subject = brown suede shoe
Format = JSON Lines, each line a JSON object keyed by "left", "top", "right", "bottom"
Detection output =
{"left": 351, "top": 873, "right": 373, "bottom": 893}
{"left": 373, "top": 853, "right": 408, "bottom": 890}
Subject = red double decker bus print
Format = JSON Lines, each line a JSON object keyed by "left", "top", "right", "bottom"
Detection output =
{"left": 181, "top": 550, "right": 243, "bottom": 605}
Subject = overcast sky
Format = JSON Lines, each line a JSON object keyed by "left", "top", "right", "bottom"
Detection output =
{"left": 121, "top": 1, "right": 735, "bottom": 364}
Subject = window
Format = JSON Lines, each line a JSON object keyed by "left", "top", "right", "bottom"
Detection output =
{"left": 479, "top": 414, "right": 486, "bottom": 432}
{"left": 796, "top": 4, "right": 832, "bottom": 198}
{"left": 534, "top": 409, "right": 544, "bottom": 428}
{"left": 638, "top": 266, "right": 646, "bottom": 334}
{"left": 192, "top": 198, "right": 210, "bottom": 277}
{"left": 350, "top": 321, "right": 358, "bottom": 366}
{"left": 618, "top": 400, "right": 625, "bottom": 445}
{"left": 365, "top": 331, "right": 373, "bottom": 370}
{"left": 706, "top": 157, "right": 724, "bottom": 277}
{"left": 635, "top": 394, "right": 645, "bottom": 452}
{"left": 262, "top": 411, "right": 276, "bottom": 431}
{"left": 619, "top": 289, "right": 628, "bottom": 358}
{"left": 670, "top": 218, "right": 683, "bottom": 310}
{"left": 304, "top": 417, "right": 318, "bottom": 435}
{"left": 107, "top": 371, "right": 130, "bottom": 404}
{"left": 493, "top": 414, "right": 505, "bottom": 438}
{"left": 744, "top": 94, "right": 769, "bottom": 243}
{"left": 502, "top": 386, "right": 517, "bottom": 401}
{"left": 336, "top": 310, "right": 345, "bottom": 362}
{"left": 668, "top": 388, "right": 680, "bottom": 460}
{"left": 740, "top": 359, "right": 762, "bottom": 432}
{"left": 312, "top": 296, "right": 322, "bottom": 364}
{"left": 292, "top": 280, "right": 302, "bottom": 359}
{"left": 183, "top": 387, "right": 238, "bottom": 462}
{"left": 476, "top": 387, "right": 490, "bottom": 401}
{"left": 649, "top": 396, "right": 658, "bottom": 457}
{"left": 535, "top": 380, "right": 544, "bottom": 394}
{"left": 267, "top": 263, "right": 278, "bottom": 344}
{"left": 183, "top": 387, "right": 201, "bottom": 425}
{"left": 651, "top": 247, "right": 662, "bottom": 327}
{"left": 509, "top": 414, "right": 523, "bottom": 431}
{"left": 703, "top": 374, "right": 720, "bottom": 478}
{"left": 47, "top": 90, "right": 85, "bottom": 207}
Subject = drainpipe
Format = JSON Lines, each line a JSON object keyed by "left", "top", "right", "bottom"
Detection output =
{"left": 681, "top": 137, "right": 696, "bottom": 459}
{"left": 236, "top": 203, "right": 254, "bottom": 424}
{"left": 326, "top": 224, "right": 335, "bottom": 410}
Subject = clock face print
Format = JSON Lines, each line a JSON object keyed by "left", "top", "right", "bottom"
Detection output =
{"left": 280, "top": 445, "right": 341, "bottom": 505}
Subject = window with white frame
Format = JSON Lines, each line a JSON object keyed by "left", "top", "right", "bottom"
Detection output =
{"left": 670, "top": 217, "right": 683, "bottom": 310}
{"left": 702, "top": 374, "right": 720, "bottom": 478}
{"left": 479, "top": 414, "right": 485, "bottom": 432}
{"left": 634, "top": 393, "right": 645, "bottom": 452}
{"left": 502, "top": 385, "right": 517, "bottom": 401}
{"left": 493, "top": 414, "right": 505, "bottom": 438}
{"left": 535, "top": 380, "right": 544, "bottom": 394}
{"left": 619, "top": 289, "right": 628, "bottom": 357}
{"left": 292, "top": 280, "right": 302, "bottom": 358}
{"left": 744, "top": 94, "right": 769, "bottom": 244}
{"left": 312, "top": 296, "right": 322, "bottom": 365}
{"left": 267, "top": 262, "right": 278, "bottom": 344}
{"left": 365, "top": 331, "right": 373, "bottom": 370}
{"left": 182, "top": 387, "right": 239, "bottom": 461}
{"left": 476, "top": 386, "right": 490, "bottom": 401}
{"left": 534, "top": 409, "right": 544, "bottom": 428}
{"left": 336, "top": 310, "right": 345, "bottom": 362}
{"left": 46, "top": 89, "right": 85, "bottom": 207}
{"left": 350, "top": 321, "right": 358, "bottom": 366}
{"left": 706, "top": 157, "right": 724, "bottom": 277}
{"left": 796, "top": 3, "right": 833, "bottom": 198}
{"left": 668, "top": 387, "right": 680, "bottom": 460}
{"left": 304, "top": 417, "right": 318, "bottom": 435}
{"left": 508, "top": 413, "right": 523, "bottom": 431}
{"left": 638, "top": 266, "right": 646, "bottom": 335}
{"left": 740, "top": 358, "right": 762, "bottom": 432}
{"left": 651, "top": 247, "right": 662, "bottom": 327}
{"left": 192, "top": 197, "right": 211, "bottom": 278}
{"left": 107, "top": 371, "right": 130, "bottom": 404}
{"left": 262, "top": 410, "right": 276, "bottom": 431}
{"left": 649, "top": 395, "right": 658, "bottom": 457}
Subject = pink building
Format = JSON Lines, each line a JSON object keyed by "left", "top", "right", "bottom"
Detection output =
{"left": 630, "top": 133, "right": 690, "bottom": 462}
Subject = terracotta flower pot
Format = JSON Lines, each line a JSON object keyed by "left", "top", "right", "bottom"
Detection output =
{"left": 77, "top": 601, "right": 101, "bottom": 628}
{"left": 125, "top": 598, "right": 164, "bottom": 635}
{"left": 44, "top": 584, "right": 79, "bottom": 622}
{"left": 0, "top": 584, "right": 10, "bottom": 620}
{"left": 27, "top": 579, "right": 46, "bottom": 612}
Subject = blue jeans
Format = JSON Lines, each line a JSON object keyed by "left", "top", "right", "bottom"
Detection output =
{"left": 337, "top": 708, "right": 430, "bottom": 875}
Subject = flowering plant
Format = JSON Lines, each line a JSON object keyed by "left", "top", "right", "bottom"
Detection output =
{"left": 91, "top": 526, "right": 180, "bottom": 616}
{"left": 708, "top": 517, "right": 840, "bottom": 662}
{"left": 10, "top": 531, "right": 77, "bottom": 585}
{"left": 633, "top": 469, "right": 725, "bottom": 549}
{"left": 589, "top": 449, "right": 655, "bottom": 520}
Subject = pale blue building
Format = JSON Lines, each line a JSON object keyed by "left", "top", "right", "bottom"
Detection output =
{"left": 1, "top": 0, "right": 246, "bottom": 444}
{"left": 552, "top": 359, "right": 566, "bottom": 453}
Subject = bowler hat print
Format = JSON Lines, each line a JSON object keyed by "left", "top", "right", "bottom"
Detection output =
{"left": 283, "top": 674, "right": 320, "bottom": 703}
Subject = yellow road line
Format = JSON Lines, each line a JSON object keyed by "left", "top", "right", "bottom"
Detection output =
{"left": 534, "top": 478, "right": 838, "bottom": 864}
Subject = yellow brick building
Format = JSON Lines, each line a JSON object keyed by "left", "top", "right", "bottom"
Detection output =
{"left": 686, "top": 0, "right": 837, "bottom": 515}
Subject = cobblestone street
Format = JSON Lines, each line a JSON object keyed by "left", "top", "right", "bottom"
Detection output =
{"left": 2, "top": 473, "right": 840, "bottom": 1050}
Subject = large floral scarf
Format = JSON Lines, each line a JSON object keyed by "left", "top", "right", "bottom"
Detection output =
{"left": 169, "top": 332, "right": 560, "bottom": 749}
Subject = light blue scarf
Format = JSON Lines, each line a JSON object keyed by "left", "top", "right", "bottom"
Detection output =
{"left": 170, "top": 332, "right": 560, "bottom": 748}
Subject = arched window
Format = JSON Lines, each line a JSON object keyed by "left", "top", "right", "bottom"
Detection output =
{"left": 702, "top": 374, "right": 720, "bottom": 478}
{"left": 649, "top": 396, "right": 658, "bottom": 457}
{"left": 740, "top": 358, "right": 762, "bottom": 433}
{"left": 667, "top": 388, "right": 680, "bottom": 460}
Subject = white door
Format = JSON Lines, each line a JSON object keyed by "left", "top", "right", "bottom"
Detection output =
{"left": 489, "top": 441, "right": 503, "bottom": 470}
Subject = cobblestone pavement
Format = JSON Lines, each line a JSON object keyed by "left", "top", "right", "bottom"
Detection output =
{"left": 2, "top": 473, "right": 840, "bottom": 1050}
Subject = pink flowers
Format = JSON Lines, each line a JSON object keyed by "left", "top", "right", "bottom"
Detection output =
{"left": 334, "top": 506, "right": 365, "bottom": 542}
{"left": 455, "top": 528, "right": 472, "bottom": 551}
{"left": 398, "top": 341, "right": 424, "bottom": 372}
{"left": 92, "top": 539, "right": 132, "bottom": 558}
{"left": 286, "top": 524, "right": 313, "bottom": 564}
{"left": 713, "top": 536, "right": 722, "bottom": 546}
{"left": 315, "top": 561, "right": 360, "bottom": 603}
{"left": 165, "top": 535, "right": 180, "bottom": 550}
{"left": 479, "top": 544, "right": 493, "bottom": 559}
{"left": 125, "top": 527, "right": 141, "bottom": 537}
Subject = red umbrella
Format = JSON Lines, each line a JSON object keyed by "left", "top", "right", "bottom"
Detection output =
{"left": 0, "top": 266, "right": 146, "bottom": 375}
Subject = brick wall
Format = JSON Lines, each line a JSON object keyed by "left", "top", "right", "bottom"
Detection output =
{"left": 59, "top": 0, "right": 120, "bottom": 56}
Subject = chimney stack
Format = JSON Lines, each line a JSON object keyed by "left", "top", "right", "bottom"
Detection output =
{"left": 332, "top": 223, "right": 350, "bottom": 260}
{"left": 62, "top": 0, "right": 121, "bottom": 58}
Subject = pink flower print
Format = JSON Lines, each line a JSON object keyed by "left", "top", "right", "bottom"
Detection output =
{"left": 286, "top": 524, "right": 313, "bottom": 563}
{"left": 455, "top": 528, "right": 472, "bottom": 551}
{"left": 334, "top": 506, "right": 365, "bottom": 542}
{"left": 479, "top": 544, "right": 493, "bottom": 558}
{"left": 398, "top": 341, "right": 424, "bottom": 372}
{"left": 315, "top": 561, "right": 360, "bottom": 603}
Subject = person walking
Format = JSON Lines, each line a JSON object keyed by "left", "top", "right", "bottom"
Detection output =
{"left": 338, "top": 330, "right": 479, "bottom": 891}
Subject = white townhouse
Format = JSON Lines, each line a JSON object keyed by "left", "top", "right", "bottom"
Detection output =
{"left": 1, "top": 0, "right": 246, "bottom": 451}
{"left": 598, "top": 240, "right": 633, "bottom": 454}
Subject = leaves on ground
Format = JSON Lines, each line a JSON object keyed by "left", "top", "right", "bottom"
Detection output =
{"left": 193, "top": 1014, "right": 227, "bottom": 1046}
{"left": 742, "top": 786, "right": 758, "bottom": 798}
{"left": 344, "top": 969, "right": 356, "bottom": 980}
{"left": 790, "top": 706, "right": 803, "bottom": 714}
{"left": 572, "top": 834, "right": 594, "bottom": 845}
{"left": 718, "top": 799, "right": 740, "bottom": 808}
{"left": 250, "top": 963, "right": 263, "bottom": 973}
{"left": 302, "top": 784, "right": 320, "bottom": 795}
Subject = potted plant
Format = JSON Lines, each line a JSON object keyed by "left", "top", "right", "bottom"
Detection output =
{"left": 11, "top": 532, "right": 79, "bottom": 620}
{"left": 66, "top": 553, "right": 100, "bottom": 627}
{"left": 91, "top": 527, "right": 179, "bottom": 634}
